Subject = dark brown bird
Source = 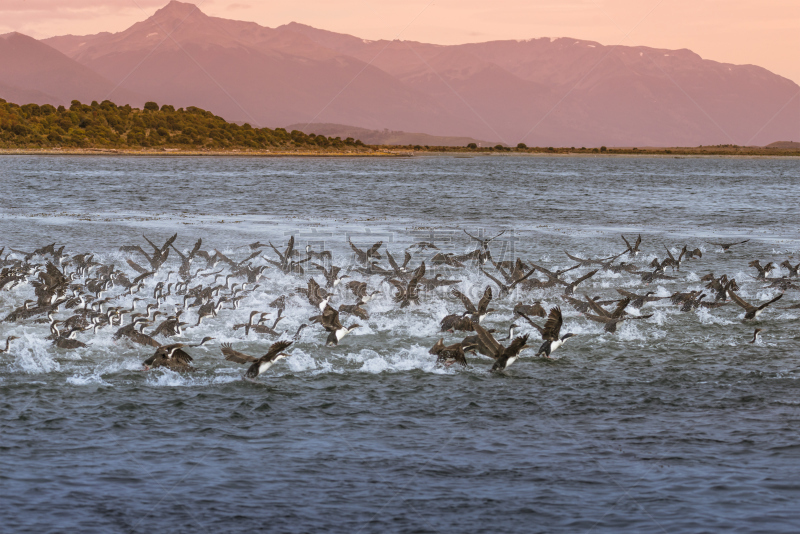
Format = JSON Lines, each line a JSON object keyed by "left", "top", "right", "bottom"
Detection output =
{"left": 706, "top": 239, "right": 750, "bottom": 251}
{"left": 727, "top": 290, "right": 782, "bottom": 321}
{"left": 514, "top": 301, "right": 546, "bottom": 318}
{"left": 749, "top": 260, "right": 775, "bottom": 280}
{"left": 470, "top": 321, "right": 529, "bottom": 372}
{"left": 221, "top": 340, "right": 293, "bottom": 379}
{"left": 143, "top": 343, "right": 194, "bottom": 372}
{"left": 349, "top": 238, "right": 383, "bottom": 265}
{"left": 517, "top": 307, "right": 575, "bottom": 358}
{"left": 318, "top": 304, "right": 360, "bottom": 346}
{"left": 583, "top": 296, "right": 652, "bottom": 334}
{"left": 621, "top": 234, "right": 642, "bottom": 256}
{"left": 388, "top": 262, "right": 426, "bottom": 308}
{"left": 429, "top": 338, "right": 467, "bottom": 367}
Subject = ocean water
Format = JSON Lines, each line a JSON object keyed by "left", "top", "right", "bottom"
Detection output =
{"left": 1, "top": 154, "right": 799, "bottom": 533}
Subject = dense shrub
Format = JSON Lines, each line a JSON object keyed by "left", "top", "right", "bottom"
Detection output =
{"left": 0, "top": 99, "right": 362, "bottom": 150}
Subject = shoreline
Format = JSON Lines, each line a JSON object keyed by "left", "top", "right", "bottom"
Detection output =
{"left": 0, "top": 148, "right": 797, "bottom": 159}
{"left": 0, "top": 148, "right": 408, "bottom": 157}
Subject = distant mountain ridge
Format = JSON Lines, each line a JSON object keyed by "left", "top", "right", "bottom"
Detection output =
{"left": 0, "top": 0, "right": 794, "bottom": 147}
{"left": 0, "top": 32, "right": 141, "bottom": 107}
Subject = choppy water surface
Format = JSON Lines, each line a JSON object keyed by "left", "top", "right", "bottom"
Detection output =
{"left": 1, "top": 155, "right": 800, "bottom": 533}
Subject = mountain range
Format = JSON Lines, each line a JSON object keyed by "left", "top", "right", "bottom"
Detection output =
{"left": 1, "top": 0, "right": 797, "bottom": 147}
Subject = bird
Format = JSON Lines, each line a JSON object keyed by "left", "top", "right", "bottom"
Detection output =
{"left": 319, "top": 304, "right": 360, "bottom": 346}
{"left": 313, "top": 262, "right": 349, "bottom": 288}
{"left": 338, "top": 301, "right": 369, "bottom": 321}
{"left": 615, "top": 289, "right": 665, "bottom": 309}
{"left": 452, "top": 286, "right": 494, "bottom": 323}
{"left": 221, "top": 340, "right": 293, "bottom": 379}
{"left": 470, "top": 320, "right": 529, "bottom": 372}
{"left": 527, "top": 262, "right": 595, "bottom": 294}
{"left": 727, "top": 290, "right": 783, "bottom": 321}
{"left": 407, "top": 241, "right": 439, "bottom": 251}
{"left": 0, "top": 335, "right": 19, "bottom": 354}
{"left": 780, "top": 259, "right": 799, "bottom": 278}
{"left": 517, "top": 307, "right": 575, "bottom": 358}
{"left": 582, "top": 296, "right": 652, "bottom": 334}
{"left": 348, "top": 238, "right": 383, "bottom": 265}
{"left": 463, "top": 229, "right": 505, "bottom": 250}
{"left": 52, "top": 326, "right": 88, "bottom": 349}
{"left": 388, "top": 262, "right": 426, "bottom": 308}
{"left": 439, "top": 312, "right": 474, "bottom": 333}
{"left": 385, "top": 250, "right": 413, "bottom": 278}
{"left": 429, "top": 338, "right": 467, "bottom": 367}
{"left": 249, "top": 312, "right": 285, "bottom": 337}
{"left": 195, "top": 297, "right": 227, "bottom": 326}
{"left": 478, "top": 265, "right": 537, "bottom": 297}
{"left": 565, "top": 250, "right": 624, "bottom": 266}
{"left": 143, "top": 343, "right": 194, "bottom": 372}
{"left": 303, "top": 277, "right": 332, "bottom": 311}
{"left": 706, "top": 239, "right": 750, "bottom": 251}
{"left": 749, "top": 328, "right": 763, "bottom": 344}
{"left": 662, "top": 245, "right": 687, "bottom": 271}
{"left": 684, "top": 247, "right": 703, "bottom": 259}
{"left": 749, "top": 260, "right": 775, "bottom": 280}
{"left": 514, "top": 301, "right": 546, "bottom": 318}
{"left": 621, "top": 234, "right": 642, "bottom": 256}
{"left": 305, "top": 244, "right": 332, "bottom": 261}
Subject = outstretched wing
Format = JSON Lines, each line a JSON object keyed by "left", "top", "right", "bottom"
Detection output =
{"left": 451, "top": 289, "right": 477, "bottom": 314}
{"left": 477, "top": 286, "right": 493, "bottom": 314}
{"left": 407, "top": 262, "right": 426, "bottom": 295}
{"left": 726, "top": 289, "right": 752, "bottom": 311}
{"left": 263, "top": 340, "right": 293, "bottom": 361}
{"left": 367, "top": 241, "right": 383, "bottom": 258}
{"left": 616, "top": 288, "right": 639, "bottom": 299}
{"left": 610, "top": 297, "right": 631, "bottom": 318}
{"left": 583, "top": 294, "right": 611, "bottom": 318}
{"left": 221, "top": 343, "right": 257, "bottom": 364}
{"left": 571, "top": 269, "right": 598, "bottom": 286}
{"left": 471, "top": 321, "right": 503, "bottom": 359}
{"left": 479, "top": 267, "right": 506, "bottom": 290}
{"left": 386, "top": 250, "right": 402, "bottom": 276}
{"left": 757, "top": 293, "right": 783, "bottom": 310}
{"left": 162, "top": 233, "right": 178, "bottom": 251}
{"left": 516, "top": 312, "right": 545, "bottom": 336}
{"left": 541, "top": 307, "right": 563, "bottom": 341}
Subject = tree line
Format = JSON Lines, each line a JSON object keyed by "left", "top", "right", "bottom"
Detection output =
{"left": 0, "top": 99, "right": 365, "bottom": 150}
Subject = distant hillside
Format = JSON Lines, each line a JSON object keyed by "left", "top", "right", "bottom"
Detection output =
{"left": 0, "top": 98, "right": 365, "bottom": 150}
{"left": 766, "top": 141, "right": 800, "bottom": 149}
{"left": 28, "top": 0, "right": 799, "bottom": 147}
{"left": 285, "top": 123, "right": 491, "bottom": 147}
{"left": 0, "top": 32, "right": 141, "bottom": 107}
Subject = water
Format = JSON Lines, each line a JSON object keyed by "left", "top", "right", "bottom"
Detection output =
{"left": 1, "top": 155, "right": 799, "bottom": 533}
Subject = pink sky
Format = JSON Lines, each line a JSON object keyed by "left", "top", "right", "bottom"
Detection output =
{"left": 2, "top": 0, "right": 799, "bottom": 84}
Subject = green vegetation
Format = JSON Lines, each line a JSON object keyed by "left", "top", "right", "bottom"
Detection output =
{"left": 0, "top": 98, "right": 366, "bottom": 151}
{"left": 380, "top": 143, "right": 800, "bottom": 157}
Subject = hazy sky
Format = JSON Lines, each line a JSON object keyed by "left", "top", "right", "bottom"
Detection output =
{"left": 2, "top": 0, "right": 799, "bottom": 84}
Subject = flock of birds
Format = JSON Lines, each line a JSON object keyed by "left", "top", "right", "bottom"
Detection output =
{"left": 0, "top": 230, "right": 797, "bottom": 379}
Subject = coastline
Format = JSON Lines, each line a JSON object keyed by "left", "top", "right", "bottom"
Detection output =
{"left": 0, "top": 148, "right": 797, "bottom": 159}
{"left": 0, "top": 148, "right": 409, "bottom": 157}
